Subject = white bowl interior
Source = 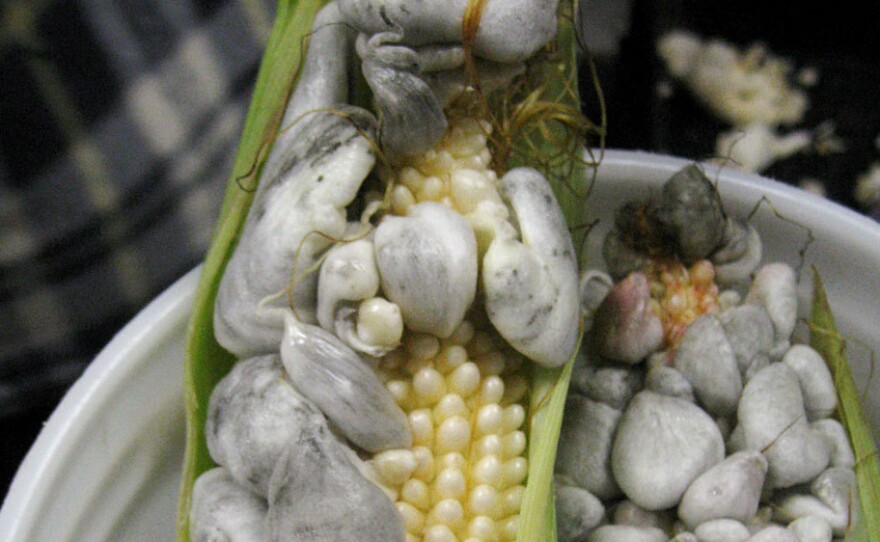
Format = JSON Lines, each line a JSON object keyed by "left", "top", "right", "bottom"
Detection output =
{"left": 0, "top": 150, "right": 877, "bottom": 541}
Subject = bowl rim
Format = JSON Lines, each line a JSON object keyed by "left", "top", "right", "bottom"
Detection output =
{"left": 2, "top": 149, "right": 879, "bottom": 539}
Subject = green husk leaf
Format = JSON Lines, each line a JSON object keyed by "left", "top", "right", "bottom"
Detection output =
{"left": 519, "top": 330, "right": 580, "bottom": 542}
{"left": 810, "top": 268, "right": 880, "bottom": 542}
{"left": 506, "top": 0, "right": 594, "bottom": 229}
{"left": 512, "top": 4, "right": 591, "bottom": 540}
{"left": 177, "top": 1, "right": 327, "bottom": 539}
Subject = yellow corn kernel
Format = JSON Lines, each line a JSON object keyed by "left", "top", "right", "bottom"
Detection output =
{"left": 364, "top": 117, "right": 536, "bottom": 542}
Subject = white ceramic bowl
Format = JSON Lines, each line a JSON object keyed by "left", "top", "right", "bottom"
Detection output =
{"left": 1, "top": 150, "right": 878, "bottom": 541}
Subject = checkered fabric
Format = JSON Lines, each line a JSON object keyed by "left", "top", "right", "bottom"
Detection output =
{"left": 0, "top": 0, "right": 277, "bottom": 418}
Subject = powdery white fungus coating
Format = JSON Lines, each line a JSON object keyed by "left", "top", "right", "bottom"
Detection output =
{"left": 714, "top": 224, "right": 762, "bottom": 286}
{"left": 743, "top": 354, "right": 772, "bottom": 384}
{"left": 810, "top": 419, "right": 856, "bottom": 468}
{"left": 735, "top": 363, "right": 831, "bottom": 489}
{"left": 717, "top": 304, "right": 774, "bottom": 375}
{"left": 787, "top": 515, "right": 833, "bottom": 542}
{"left": 374, "top": 202, "right": 478, "bottom": 338}
{"left": 674, "top": 314, "right": 742, "bottom": 417}
{"left": 747, "top": 525, "right": 801, "bottom": 542}
{"left": 358, "top": 31, "right": 448, "bottom": 157}
{"left": 570, "top": 353, "right": 644, "bottom": 410}
{"left": 579, "top": 269, "right": 614, "bottom": 330}
{"left": 591, "top": 272, "right": 664, "bottom": 364}
{"left": 810, "top": 467, "right": 857, "bottom": 532}
{"left": 338, "top": 0, "right": 560, "bottom": 63}
{"left": 677, "top": 451, "right": 768, "bottom": 530}
{"left": 214, "top": 109, "right": 377, "bottom": 358}
{"left": 483, "top": 167, "right": 579, "bottom": 368}
{"left": 280, "top": 314, "right": 412, "bottom": 453}
{"left": 266, "top": 423, "right": 405, "bottom": 542}
{"left": 556, "top": 395, "right": 623, "bottom": 501}
{"left": 781, "top": 345, "right": 837, "bottom": 421}
{"left": 278, "top": 3, "right": 354, "bottom": 129}
{"left": 645, "top": 365, "right": 695, "bottom": 402}
{"left": 316, "top": 239, "right": 380, "bottom": 334}
{"left": 190, "top": 467, "right": 268, "bottom": 542}
{"left": 653, "top": 165, "right": 726, "bottom": 263}
{"left": 693, "top": 518, "right": 751, "bottom": 542}
{"left": 712, "top": 218, "right": 753, "bottom": 265}
{"left": 611, "top": 501, "right": 673, "bottom": 530}
{"left": 587, "top": 524, "right": 668, "bottom": 542}
{"left": 206, "top": 355, "right": 326, "bottom": 497}
{"left": 611, "top": 391, "right": 725, "bottom": 511}
{"left": 555, "top": 483, "right": 605, "bottom": 542}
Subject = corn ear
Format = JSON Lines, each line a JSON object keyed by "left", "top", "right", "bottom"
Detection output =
{"left": 178, "top": 1, "right": 328, "bottom": 539}
{"left": 810, "top": 268, "right": 880, "bottom": 542}
{"left": 179, "top": 1, "right": 587, "bottom": 541}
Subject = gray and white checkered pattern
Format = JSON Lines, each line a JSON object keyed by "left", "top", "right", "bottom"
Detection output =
{"left": 0, "top": 0, "right": 277, "bottom": 417}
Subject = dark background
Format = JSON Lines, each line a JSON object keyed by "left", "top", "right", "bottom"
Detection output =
{"left": 1, "top": 0, "right": 878, "bottom": 502}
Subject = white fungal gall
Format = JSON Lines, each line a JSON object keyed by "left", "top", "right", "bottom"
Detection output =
{"left": 190, "top": 468, "right": 268, "bottom": 542}
{"left": 745, "top": 263, "right": 798, "bottom": 356}
{"left": 787, "top": 516, "right": 833, "bottom": 542}
{"left": 677, "top": 451, "right": 768, "bottom": 530}
{"left": 570, "top": 352, "right": 643, "bottom": 410}
{"left": 205, "top": 355, "right": 326, "bottom": 497}
{"left": 280, "top": 313, "right": 412, "bottom": 453}
{"left": 673, "top": 314, "right": 742, "bottom": 418}
{"left": 586, "top": 524, "right": 668, "bottom": 542}
{"left": 692, "top": 519, "right": 751, "bottom": 542}
{"left": 591, "top": 272, "right": 664, "bottom": 364}
{"left": 374, "top": 202, "right": 478, "bottom": 338}
{"left": 555, "top": 483, "right": 605, "bottom": 542}
{"left": 339, "top": 0, "right": 560, "bottom": 63}
{"left": 810, "top": 419, "right": 856, "bottom": 468}
{"left": 214, "top": 109, "right": 377, "bottom": 358}
{"left": 736, "top": 363, "right": 831, "bottom": 489}
{"left": 611, "top": 391, "right": 725, "bottom": 511}
{"left": 266, "top": 423, "right": 405, "bottom": 542}
{"left": 781, "top": 345, "right": 837, "bottom": 420}
{"left": 555, "top": 395, "right": 623, "bottom": 501}
{"left": 645, "top": 365, "right": 695, "bottom": 403}
{"left": 774, "top": 467, "right": 857, "bottom": 536}
{"left": 747, "top": 525, "right": 801, "bottom": 542}
{"left": 317, "top": 239, "right": 380, "bottom": 331}
{"left": 717, "top": 304, "right": 774, "bottom": 375}
{"left": 483, "top": 167, "right": 580, "bottom": 368}
{"left": 711, "top": 218, "right": 763, "bottom": 286}
{"left": 316, "top": 240, "right": 405, "bottom": 356}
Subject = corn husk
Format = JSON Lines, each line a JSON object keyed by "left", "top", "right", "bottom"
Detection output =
{"left": 176, "top": 1, "right": 328, "bottom": 538}
{"left": 810, "top": 268, "right": 880, "bottom": 542}
{"left": 176, "top": 1, "right": 588, "bottom": 541}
